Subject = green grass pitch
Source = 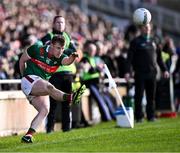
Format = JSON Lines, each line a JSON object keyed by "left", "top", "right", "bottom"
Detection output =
{"left": 0, "top": 116, "right": 180, "bottom": 152}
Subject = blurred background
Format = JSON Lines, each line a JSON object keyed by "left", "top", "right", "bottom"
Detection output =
{"left": 0, "top": 0, "right": 179, "bottom": 84}
{"left": 0, "top": 0, "right": 180, "bottom": 136}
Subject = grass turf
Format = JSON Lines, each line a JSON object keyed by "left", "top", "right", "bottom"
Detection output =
{"left": 0, "top": 116, "right": 180, "bottom": 152}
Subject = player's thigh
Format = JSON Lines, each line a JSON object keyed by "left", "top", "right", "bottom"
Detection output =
{"left": 31, "top": 95, "right": 50, "bottom": 113}
{"left": 31, "top": 79, "right": 51, "bottom": 96}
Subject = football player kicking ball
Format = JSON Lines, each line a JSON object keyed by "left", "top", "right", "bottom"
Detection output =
{"left": 19, "top": 35, "right": 86, "bottom": 143}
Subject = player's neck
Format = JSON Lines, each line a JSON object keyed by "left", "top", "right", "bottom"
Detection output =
{"left": 53, "top": 28, "right": 63, "bottom": 35}
{"left": 142, "top": 33, "right": 151, "bottom": 39}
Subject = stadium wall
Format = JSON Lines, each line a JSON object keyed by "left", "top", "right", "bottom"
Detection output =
{"left": 0, "top": 91, "right": 45, "bottom": 137}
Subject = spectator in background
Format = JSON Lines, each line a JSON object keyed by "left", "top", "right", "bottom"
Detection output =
{"left": 124, "top": 24, "right": 139, "bottom": 43}
{"left": 79, "top": 41, "right": 113, "bottom": 122}
{"left": 114, "top": 38, "right": 128, "bottom": 78}
{"left": 125, "top": 23, "right": 169, "bottom": 122}
{"left": 0, "top": 57, "right": 9, "bottom": 90}
{"left": 162, "top": 35, "right": 177, "bottom": 69}
{"left": 19, "top": 35, "right": 85, "bottom": 143}
{"left": 174, "top": 52, "right": 180, "bottom": 111}
{"left": 95, "top": 41, "right": 117, "bottom": 119}
{"left": 100, "top": 40, "right": 117, "bottom": 77}
{"left": 141, "top": 0, "right": 157, "bottom": 5}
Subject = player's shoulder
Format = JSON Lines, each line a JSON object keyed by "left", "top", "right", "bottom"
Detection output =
{"left": 132, "top": 35, "right": 145, "bottom": 44}
{"left": 63, "top": 32, "right": 71, "bottom": 39}
{"left": 27, "top": 44, "right": 37, "bottom": 51}
{"left": 152, "top": 35, "right": 162, "bottom": 44}
{"left": 27, "top": 43, "right": 43, "bottom": 52}
{"left": 130, "top": 36, "right": 139, "bottom": 46}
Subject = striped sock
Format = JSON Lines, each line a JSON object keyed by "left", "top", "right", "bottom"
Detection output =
{"left": 63, "top": 94, "right": 72, "bottom": 102}
{"left": 26, "top": 128, "right": 36, "bottom": 136}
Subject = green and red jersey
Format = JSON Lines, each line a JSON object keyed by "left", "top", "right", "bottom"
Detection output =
{"left": 40, "top": 32, "right": 77, "bottom": 74}
{"left": 23, "top": 44, "right": 67, "bottom": 80}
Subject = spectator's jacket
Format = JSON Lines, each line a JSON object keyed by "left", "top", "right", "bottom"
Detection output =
{"left": 126, "top": 35, "right": 167, "bottom": 77}
{"left": 81, "top": 53, "right": 100, "bottom": 81}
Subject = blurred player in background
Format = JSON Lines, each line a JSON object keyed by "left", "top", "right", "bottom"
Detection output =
{"left": 125, "top": 23, "right": 169, "bottom": 122}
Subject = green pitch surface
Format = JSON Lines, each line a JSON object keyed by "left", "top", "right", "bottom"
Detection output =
{"left": 0, "top": 116, "right": 180, "bottom": 152}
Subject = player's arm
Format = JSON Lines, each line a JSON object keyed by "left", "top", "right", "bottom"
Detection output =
{"left": 19, "top": 50, "right": 31, "bottom": 76}
{"left": 61, "top": 52, "right": 79, "bottom": 65}
{"left": 157, "top": 46, "right": 169, "bottom": 78}
{"left": 19, "top": 44, "right": 37, "bottom": 76}
{"left": 124, "top": 40, "right": 135, "bottom": 80}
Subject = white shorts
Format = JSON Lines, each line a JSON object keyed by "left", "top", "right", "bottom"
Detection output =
{"left": 21, "top": 75, "right": 42, "bottom": 97}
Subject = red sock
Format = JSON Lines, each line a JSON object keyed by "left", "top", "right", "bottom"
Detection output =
{"left": 63, "top": 94, "right": 73, "bottom": 103}
{"left": 26, "top": 128, "right": 36, "bottom": 136}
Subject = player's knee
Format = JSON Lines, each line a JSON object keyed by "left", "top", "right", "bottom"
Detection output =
{"left": 47, "top": 83, "right": 55, "bottom": 92}
{"left": 44, "top": 107, "right": 49, "bottom": 116}
{"left": 40, "top": 106, "right": 49, "bottom": 117}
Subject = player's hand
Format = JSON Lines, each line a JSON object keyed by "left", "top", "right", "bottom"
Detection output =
{"left": 97, "top": 63, "right": 104, "bottom": 71}
{"left": 124, "top": 73, "right": 130, "bottom": 82}
{"left": 71, "top": 52, "right": 79, "bottom": 58}
{"left": 163, "top": 71, "right": 170, "bottom": 79}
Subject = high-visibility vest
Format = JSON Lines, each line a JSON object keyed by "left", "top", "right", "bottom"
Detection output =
{"left": 81, "top": 54, "right": 100, "bottom": 81}
{"left": 161, "top": 51, "right": 170, "bottom": 63}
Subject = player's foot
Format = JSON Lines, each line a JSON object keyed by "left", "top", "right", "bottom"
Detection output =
{"left": 21, "top": 135, "right": 33, "bottom": 143}
{"left": 72, "top": 84, "right": 86, "bottom": 104}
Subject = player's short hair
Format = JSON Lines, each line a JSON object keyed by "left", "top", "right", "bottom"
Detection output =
{"left": 51, "top": 35, "right": 65, "bottom": 46}
{"left": 53, "top": 15, "right": 64, "bottom": 23}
